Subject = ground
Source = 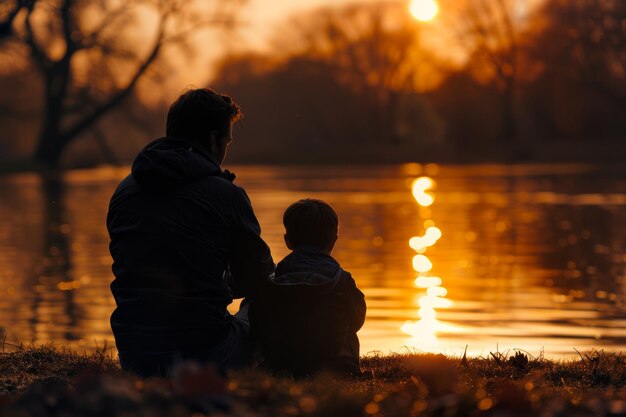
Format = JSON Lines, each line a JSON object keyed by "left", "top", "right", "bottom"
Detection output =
{"left": 1, "top": 344, "right": 625, "bottom": 416}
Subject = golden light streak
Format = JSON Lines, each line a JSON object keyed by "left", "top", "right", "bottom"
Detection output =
{"left": 401, "top": 319, "right": 439, "bottom": 349}
{"left": 402, "top": 173, "right": 452, "bottom": 351}
{"left": 411, "top": 177, "right": 436, "bottom": 207}
{"left": 57, "top": 280, "right": 82, "bottom": 291}
{"left": 412, "top": 254, "right": 433, "bottom": 272}
{"left": 415, "top": 276, "right": 442, "bottom": 288}
{"left": 418, "top": 307, "right": 436, "bottom": 319}
{"left": 409, "top": 226, "right": 442, "bottom": 251}
{"left": 419, "top": 294, "right": 452, "bottom": 309}
{"left": 427, "top": 286, "right": 448, "bottom": 297}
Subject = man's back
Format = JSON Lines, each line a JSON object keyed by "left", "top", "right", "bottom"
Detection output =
{"left": 108, "top": 137, "right": 274, "bottom": 374}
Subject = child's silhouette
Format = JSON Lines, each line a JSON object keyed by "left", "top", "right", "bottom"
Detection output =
{"left": 250, "top": 199, "right": 366, "bottom": 376}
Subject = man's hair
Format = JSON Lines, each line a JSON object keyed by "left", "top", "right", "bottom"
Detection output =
{"left": 166, "top": 88, "right": 242, "bottom": 142}
{"left": 283, "top": 199, "right": 339, "bottom": 250}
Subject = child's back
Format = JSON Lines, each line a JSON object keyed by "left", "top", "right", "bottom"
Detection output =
{"left": 249, "top": 199, "right": 366, "bottom": 376}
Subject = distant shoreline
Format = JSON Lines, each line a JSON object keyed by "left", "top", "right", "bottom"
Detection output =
{"left": 2, "top": 154, "right": 626, "bottom": 178}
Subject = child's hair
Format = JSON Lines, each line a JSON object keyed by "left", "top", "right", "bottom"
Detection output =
{"left": 283, "top": 199, "right": 338, "bottom": 250}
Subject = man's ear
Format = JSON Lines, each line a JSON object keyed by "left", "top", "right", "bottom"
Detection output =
{"left": 208, "top": 130, "right": 219, "bottom": 153}
{"left": 284, "top": 234, "right": 293, "bottom": 250}
{"left": 327, "top": 234, "right": 338, "bottom": 253}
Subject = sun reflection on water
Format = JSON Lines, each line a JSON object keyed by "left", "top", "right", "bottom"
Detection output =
{"left": 409, "top": 226, "right": 442, "bottom": 253}
{"left": 401, "top": 175, "right": 452, "bottom": 351}
{"left": 411, "top": 177, "right": 435, "bottom": 207}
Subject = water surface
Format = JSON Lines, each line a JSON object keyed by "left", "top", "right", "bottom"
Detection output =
{"left": 0, "top": 164, "right": 624, "bottom": 358}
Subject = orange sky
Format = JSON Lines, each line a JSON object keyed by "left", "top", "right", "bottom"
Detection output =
{"left": 145, "top": 0, "right": 540, "bottom": 102}
{"left": 239, "top": 0, "right": 537, "bottom": 49}
{"left": 145, "top": 0, "right": 390, "bottom": 101}
{"left": 156, "top": 0, "right": 443, "bottom": 98}
{"left": 240, "top": 0, "right": 387, "bottom": 49}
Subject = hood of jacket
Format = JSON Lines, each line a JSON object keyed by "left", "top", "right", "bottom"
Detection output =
{"left": 268, "top": 247, "right": 342, "bottom": 296}
{"left": 131, "top": 136, "right": 233, "bottom": 190}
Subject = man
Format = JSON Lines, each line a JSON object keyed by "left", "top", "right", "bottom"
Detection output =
{"left": 107, "top": 88, "right": 274, "bottom": 377}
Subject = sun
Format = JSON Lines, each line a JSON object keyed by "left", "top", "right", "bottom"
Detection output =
{"left": 409, "top": 0, "right": 439, "bottom": 22}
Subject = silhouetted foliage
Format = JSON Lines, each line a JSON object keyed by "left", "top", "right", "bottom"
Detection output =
{"left": 0, "top": 0, "right": 30, "bottom": 39}
{"left": 523, "top": 0, "right": 626, "bottom": 142}
{"left": 1, "top": 0, "right": 244, "bottom": 168}
{"left": 427, "top": 72, "right": 504, "bottom": 157}
{"left": 285, "top": 4, "right": 435, "bottom": 143}
{"left": 215, "top": 1, "right": 626, "bottom": 163}
{"left": 214, "top": 4, "right": 444, "bottom": 163}
{"left": 445, "top": 0, "right": 522, "bottom": 143}
{"left": 1, "top": 0, "right": 625, "bottom": 166}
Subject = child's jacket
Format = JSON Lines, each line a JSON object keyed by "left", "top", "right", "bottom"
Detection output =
{"left": 250, "top": 247, "right": 366, "bottom": 376}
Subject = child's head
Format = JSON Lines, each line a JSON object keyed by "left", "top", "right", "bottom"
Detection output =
{"left": 283, "top": 199, "right": 338, "bottom": 253}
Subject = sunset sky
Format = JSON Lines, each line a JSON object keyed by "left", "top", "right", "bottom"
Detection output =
{"left": 159, "top": 0, "right": 442, "bottom": 98}
{"left": 239, "top": 0, "right": 533, "bottom": 48}
{"left": 148, "top": 0, "right": 539, "bottom": 102}
{"left": 241, "top": 0, "right": 384, "bottom": 47}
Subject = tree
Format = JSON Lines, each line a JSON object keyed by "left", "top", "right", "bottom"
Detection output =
{"left": 278, "top": 3, "right": 440, "bottom": 144}
{"left": 532, "top": 0, "right": 626, "bottom": 107}
{"left": 519, "top": 0, "right": 626, "bottom": 142}
{"left": 0, "top": 1, "right": 29, "bottom": 39}
{"left": 447, "top": 0, "right": 522, "bottom": 143}
{"left": 209, "top": 3, "right": 447, "bottom": 163}
{"left": 2, "top": 0, "right": 244, "bottom": 168}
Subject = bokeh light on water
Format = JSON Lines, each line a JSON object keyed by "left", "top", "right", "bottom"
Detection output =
{"left": 402, "top": 176, "right": 453, "bottom": 351}
{"left": 0, "top": 164, "right": 625, "bottom": 358}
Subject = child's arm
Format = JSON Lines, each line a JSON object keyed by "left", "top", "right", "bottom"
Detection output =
{"left": 342, "top": 271, "right": 366, "bottom": 332}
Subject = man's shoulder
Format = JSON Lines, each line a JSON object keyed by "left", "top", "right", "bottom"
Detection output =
{"left": 109, "top": 170, "right": 254, "bottom": 219}
{"left": 110, "top": 174, "right": 139, "bottom": 199}
{"left": 109, "top": 172, "right": 247, "bottom": 208}
{"left": 193, "top": 173, "right": 241, "bottom": 191}
{"left": 191, "top": 175, "right": 250, "bottom": 204}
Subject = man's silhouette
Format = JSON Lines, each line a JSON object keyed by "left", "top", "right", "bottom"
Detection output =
{"left": 107, "top": 88, "right": 274, "bottom": 377}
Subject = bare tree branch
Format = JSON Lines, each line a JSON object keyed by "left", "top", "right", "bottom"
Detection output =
{"left": 162, "top": 16, "right": 238, "bottom": 44}
{"left": 0, "top": 0, "right": 25, "bottom": 38}
{"left": 23, "top": 1, "right": 51, "bottom": 70}
{"left": 58, "top": 11, "right": 168, "bottom": 146}
{"left": 78, "top": 4, "right": 129, "bottom": 49}
{"left": 8, "top": 0, "right": 245, "bottom": 166}
{"left": 60, "top": 0, "right": 75, "bottom": 55}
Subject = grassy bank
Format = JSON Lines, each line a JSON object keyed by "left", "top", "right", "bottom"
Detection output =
{"left": 1, "top": 345, "right": 626, "bottom": 416}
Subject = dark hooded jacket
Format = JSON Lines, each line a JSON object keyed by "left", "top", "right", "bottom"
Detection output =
{"left": 249, "top": 247, "right": 366, "bottom": 376}
{"left": 107, "top": 137, "right": 274, "bottom": 361}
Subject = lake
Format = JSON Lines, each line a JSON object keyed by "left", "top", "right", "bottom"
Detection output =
{"left": 0, "top": 164, "right": 625, "bottom": 359}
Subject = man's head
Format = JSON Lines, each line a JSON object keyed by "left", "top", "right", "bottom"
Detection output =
{"left": 166, "top": 88, "right": 242, "bottom": 164}
{"left": 283, "top": 199, "right": 339, "bottom": 254}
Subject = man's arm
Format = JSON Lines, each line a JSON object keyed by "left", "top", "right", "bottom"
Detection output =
{"left": 227, "top": 187, "right": 275, "bottom": 299}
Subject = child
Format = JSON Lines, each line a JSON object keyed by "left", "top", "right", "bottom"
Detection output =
{"left": 250, "top": 198, "right": 366, "bottom": 377}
